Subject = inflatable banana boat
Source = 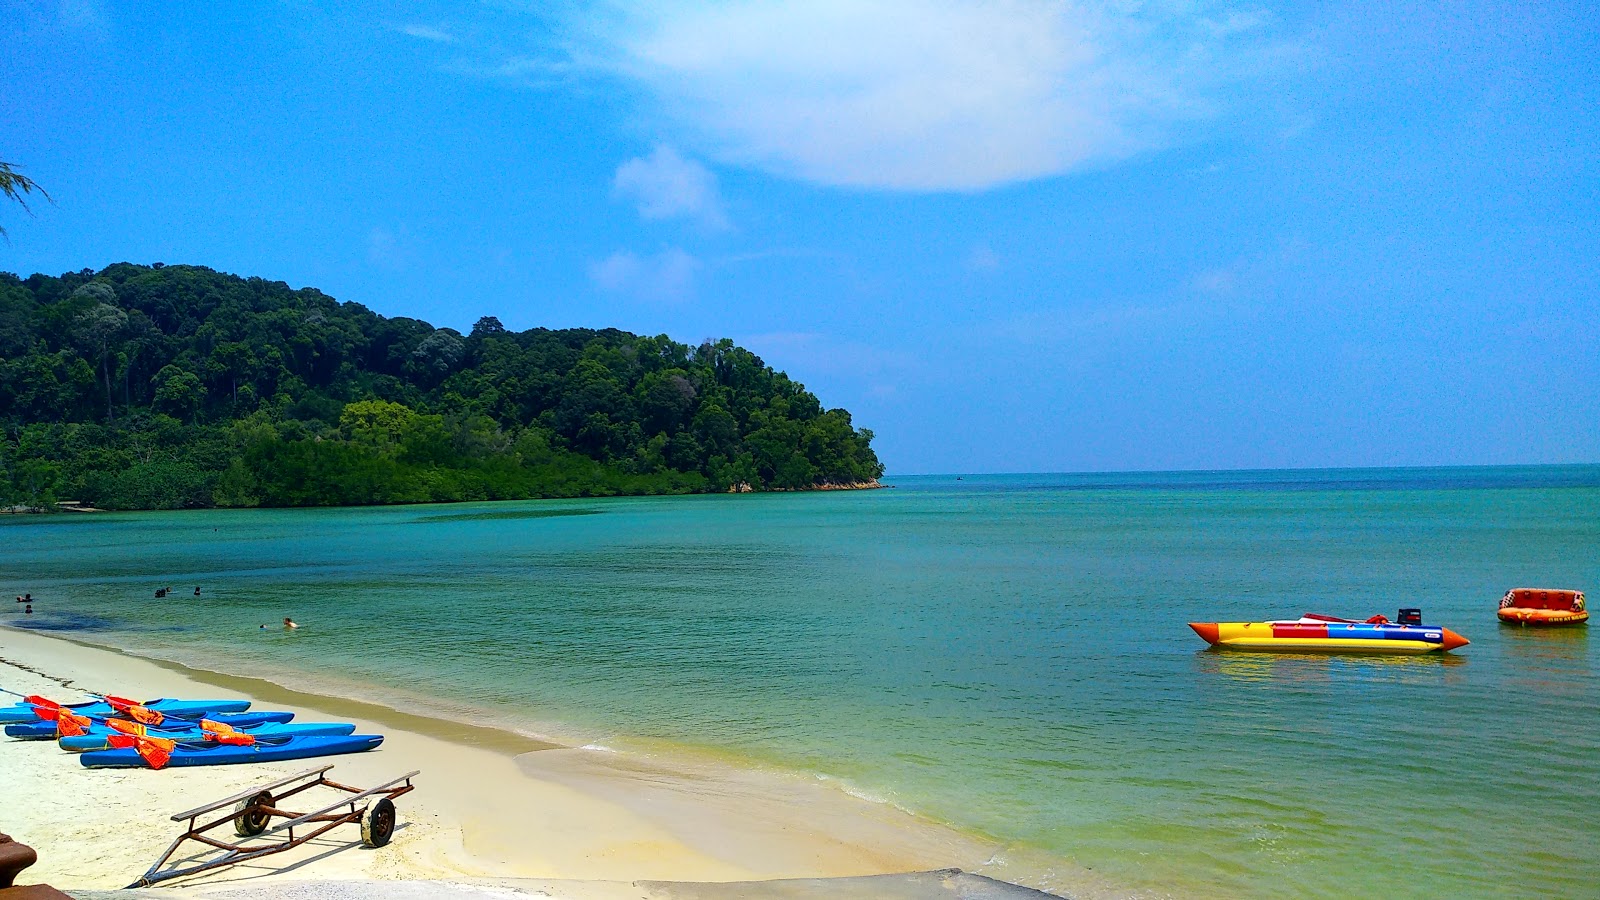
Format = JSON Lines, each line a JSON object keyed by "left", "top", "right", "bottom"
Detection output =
{"left": 1189, "top": 612, "right": 1469, "bottom": 654}
{"left": 1498, "top": 588, "right": 1587, "bottom": 626}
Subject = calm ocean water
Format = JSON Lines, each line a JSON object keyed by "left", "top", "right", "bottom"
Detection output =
{"left": 5, "top": 466, "right": 1598, "bottom": 898}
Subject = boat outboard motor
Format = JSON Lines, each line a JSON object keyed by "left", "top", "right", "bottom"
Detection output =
{"left": 1397, "top": 608, "right": 1422, "bottom": 626}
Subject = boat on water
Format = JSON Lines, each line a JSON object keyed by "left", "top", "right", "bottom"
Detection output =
{"left": 79, "top": 733, "right": 385, "bottom": 769}
{"left": 1498, "top": 588, "right": 1587, "bottom": 627}
{"left": 59, "top": 720, "right": 355, "bottom": 752}
{"left": 1190, "top": 611, "right": 1469, "bottom": 654}
{"left": 0, "top": 697, "right": 251, "bottom": 725}
{"left": 5, "top": 709, "right": 294, "bottom": 740}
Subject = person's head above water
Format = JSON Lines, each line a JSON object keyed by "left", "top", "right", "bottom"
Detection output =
{"left": 283, "top": 617, "right": 298, "bottom": 628}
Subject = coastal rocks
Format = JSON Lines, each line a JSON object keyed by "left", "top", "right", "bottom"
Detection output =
{"left": 726, "top": 480, "right": 885, "bottom": 494}
{"left": 0, "top": 501, "right": 104, "bottom": 515}
{"left": 811, "top": 480, "right": 885, "bottom": 491}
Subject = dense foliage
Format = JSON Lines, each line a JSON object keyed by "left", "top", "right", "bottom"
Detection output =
{"left": 0, "top": 263, "right": 882, "bottom": 510}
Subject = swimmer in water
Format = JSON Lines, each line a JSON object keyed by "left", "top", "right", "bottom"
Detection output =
{"left": 284, "top": 617, "right": 299, "bottom": 629}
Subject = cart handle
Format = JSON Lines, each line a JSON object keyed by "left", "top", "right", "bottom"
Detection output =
{"left": 169, "top": 766, "right": 337, "bottom": 821}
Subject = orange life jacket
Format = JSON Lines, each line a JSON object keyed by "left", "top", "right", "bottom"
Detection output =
{"left": 56, "top": 711, "right": 92, "bottom": 737}
{"left": 200, "top": 719, "right": 256, "bottom": 746}
{"left": 134, "top": 735, "right": 177, "bottom": 769}
{"left": 108, "top": 696, "right": 165, "bottom": 726}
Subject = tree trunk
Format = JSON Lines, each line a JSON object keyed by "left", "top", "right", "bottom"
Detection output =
{"left": 102, "top": 355, "right": 114, "bottom": 422}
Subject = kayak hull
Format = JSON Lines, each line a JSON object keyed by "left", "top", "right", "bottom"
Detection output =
{"left": 79, "top": 734, "right": 385, "bottom": 768}
{"left": 1190, "top": 621, "right": 1469, "bottom": 654}
{"left": 59, "top": 721, "right": 355, "bottom": 752}
{"left": 0, "top": 698, "right": 251, "bottom": 725}
{"left": 5, "top": 710, "right": 294, "bottom": 740}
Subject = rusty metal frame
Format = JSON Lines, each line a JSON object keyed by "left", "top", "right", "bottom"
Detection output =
{"left": 128, "top": 765, "right": 419, "bottom": 887}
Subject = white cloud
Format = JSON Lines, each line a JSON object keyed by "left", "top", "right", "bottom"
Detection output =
{"left": 743, "top": 331, "right": 915, "bottom": 379}
{"left": 57, "top": 0, "right": 105, "bottom": 29}
{"left": 366, "top": 225, "right": 414, "bottom": 270}
{"left": 589, "top": 247, "right": 700, "bottom": 301}
{"left": 967, "top": 243, "right": 1000, "bottom": 272}
{"left": 394, "top": 24, "right": 458, "bottom": 44}
{"left": 613, "top": 145, "right": 729, "bottom": 228}
{"left": 548, "top": 1, "right": 1290, "bottom": 191}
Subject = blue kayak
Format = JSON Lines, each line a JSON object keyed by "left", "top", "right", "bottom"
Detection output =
{"left": 60, "top": 721, "right": 356, "bottom": 752}
{"left": 5, "top": 710, "right": 294, "bottom": 740}
{"left": 80, "top": 733, "right": 385, "bottom": 768}
{"left": 0, "top": 697, "right": 251, "bottom": 724}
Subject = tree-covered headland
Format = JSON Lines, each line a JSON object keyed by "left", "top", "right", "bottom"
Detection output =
{"left": 0, "top": 264, "right": 884, "bottom": 510}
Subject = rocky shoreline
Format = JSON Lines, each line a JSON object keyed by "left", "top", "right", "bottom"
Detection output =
{"left": 727, "top": 480, "right": 886, "bottom": 493}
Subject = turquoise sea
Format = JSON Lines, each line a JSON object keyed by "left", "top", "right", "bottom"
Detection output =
{"left": 5, "top": 466, "right": 1598, "bottom": 898}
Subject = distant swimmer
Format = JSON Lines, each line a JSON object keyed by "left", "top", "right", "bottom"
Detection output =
{"left": 284, "top": 617, "right": 299, "bottom": 629}
{"left": 260, "top": 624, "right": 268, "bottom": 630}
{"left": 194, "top": 586, "right": 201, "bottom": 597}
{"left": 24, "top": 604, "right": 32, "bottom": 615}
{"left": 14, "top": 596, "right": 21, "bottom": 603}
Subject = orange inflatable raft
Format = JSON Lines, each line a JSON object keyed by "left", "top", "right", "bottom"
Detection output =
{"left": 1498, "top": 588, "right": 1587, "bottom": 626}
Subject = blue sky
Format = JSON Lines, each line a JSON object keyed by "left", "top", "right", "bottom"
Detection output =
{"left": 3, "top": 1, "right": 1596, "bottom": 474}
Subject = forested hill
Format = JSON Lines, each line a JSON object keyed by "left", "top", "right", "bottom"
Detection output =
{"left": 0, "top": 263, "right": 884, "bottom": 510}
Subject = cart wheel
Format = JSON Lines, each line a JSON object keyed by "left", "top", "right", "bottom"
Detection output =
{"left": 233, "top": 790, "right": 274, "bottom": 837}
{"left": 361, "top": 797, "right": 396, "bottom": 848}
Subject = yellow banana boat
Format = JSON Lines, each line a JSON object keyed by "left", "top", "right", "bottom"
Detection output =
{"left": 1190, "top": 612, "right": 1469, "bottom": 654}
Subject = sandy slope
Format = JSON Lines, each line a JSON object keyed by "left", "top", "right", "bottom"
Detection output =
{"left": 0, "top": 625, "right": 1025, "bottom": 896}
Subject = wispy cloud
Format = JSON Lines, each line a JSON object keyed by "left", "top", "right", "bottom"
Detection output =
{"left": 967, "top": 243, "right": 1001, "bottom": 272}
{"left": 392, "top": 23, "right": 458, "bottom": 44}
{"left": 613, "top": 145, "right": 728, "bottom": 228}
{"left": 57, "top": 0, "right": 106, "bottom": 29}
{"left": 406, "top": 2, "right": 1300, "bottom": 191}
{"left": 742, "top": 331, "right": 916, "bottom": 380}
{"left": 546, "top": 1, "right": 1297, "bottom": 191}
{"left": 366, "top": 224, "right": 419, "bottom": 271}
{"left": 589, "top": 247, "right": 700, "bottom": 301}
{"left": 989, "top": 240, "right": 1308, "bottom": 350}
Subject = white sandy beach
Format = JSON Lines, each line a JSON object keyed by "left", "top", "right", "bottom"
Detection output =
{"left": 0, "top": 625, "right": 1086, "bottom": 898}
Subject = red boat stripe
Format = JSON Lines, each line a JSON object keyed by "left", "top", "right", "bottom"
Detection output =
{"left": 1271, "top": 623, "right": 1328, "bottom": 639}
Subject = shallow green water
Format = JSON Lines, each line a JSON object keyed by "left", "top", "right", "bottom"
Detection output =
{"left": 5, "top": 467, "right": 1597, "bottom": 898}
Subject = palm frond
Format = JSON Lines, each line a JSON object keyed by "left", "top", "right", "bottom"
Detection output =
{"left": 0, "top": 160, "right": 52, "bottom": 240}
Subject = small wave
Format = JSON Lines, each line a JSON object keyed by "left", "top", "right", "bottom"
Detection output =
{"left": 812, "top": 773, "right": 918, "bottom": 815}
{"left": 580, "top": 743, "right": 618, "bottom": 752}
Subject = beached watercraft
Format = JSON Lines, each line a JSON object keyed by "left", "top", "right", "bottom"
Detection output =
{"left": 5, "top": 709, "right": 294, "bottom": 740}
{"left": 79, "top": 733, "right": 385, "bottom": 769}
{"left": 1189, "top": 612, "right": 1469, "bottom": 654}
{"left": 59, "top": 720, "right": 355, "bottom": 752}
{"left": 0, "top": 696, "right": 251, "bottom": 724}
{"left": 1498, "top": 588, "right": 1587, "bottom": 626}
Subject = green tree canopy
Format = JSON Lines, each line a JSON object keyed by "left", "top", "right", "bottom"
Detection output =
{"left": 0, "top": 263, "right": 883, "bottom": 509}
